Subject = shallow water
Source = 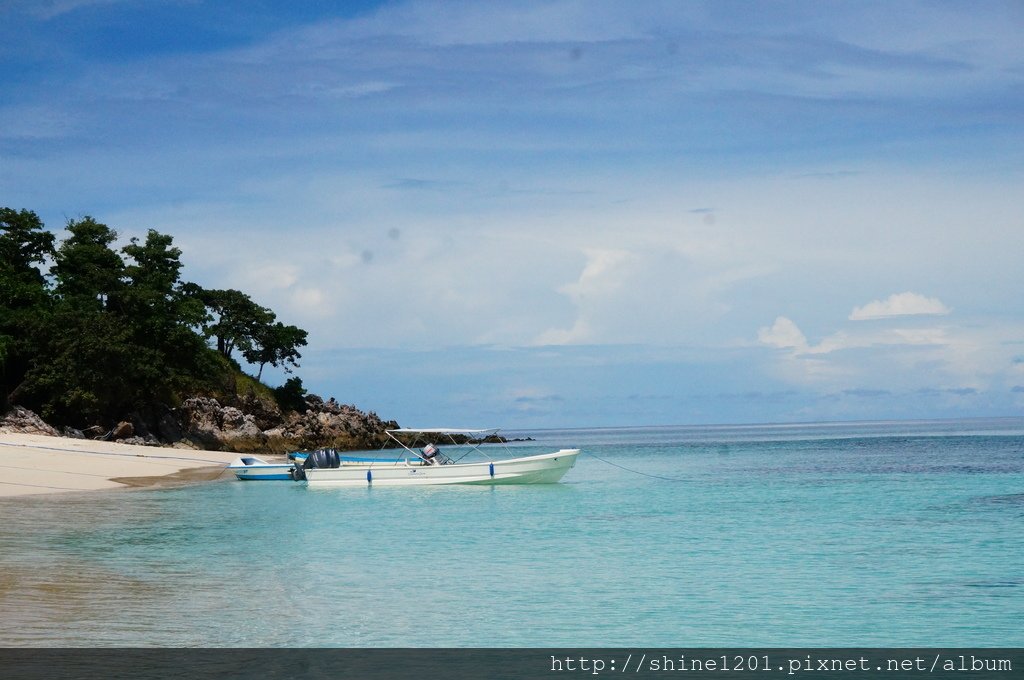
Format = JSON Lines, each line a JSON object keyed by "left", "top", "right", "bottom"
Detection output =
{"left": 1, "top": 418, "right": 1022, "bottom": 646}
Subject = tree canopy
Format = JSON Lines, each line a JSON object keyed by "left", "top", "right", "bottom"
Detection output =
{"left": 0, "top": 209, "right": 55, "bottom": 399}
{"left": 1, "top": 208, "right": 312, "bottom": 426}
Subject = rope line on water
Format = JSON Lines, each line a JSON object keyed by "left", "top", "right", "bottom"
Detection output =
{"left": 584, "top": 450, "right": 689, "bottom": 482}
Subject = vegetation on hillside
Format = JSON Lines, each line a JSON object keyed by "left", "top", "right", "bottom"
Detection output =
{"left": 0, "top": 207, "right": 309, "bottom": 428}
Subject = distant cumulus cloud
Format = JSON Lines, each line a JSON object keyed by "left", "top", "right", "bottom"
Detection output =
{"left": 535, "top": 248, "right": 637, "bottom": 345}
{"left": 849, "top": 292, "right": 951, "bottom": 320}
{"left": 757, "top": 316, "right": 808, "bottom": 351}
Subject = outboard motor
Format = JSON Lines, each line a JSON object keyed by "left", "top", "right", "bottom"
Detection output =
{"left": 421, "top": 444, "right": 444, "bottom": 465}
{"left": 292, "top": 448, "right": 340, "bottom": 480}
{"left": 305, "top": 448, "right": 341, "bottom": 469}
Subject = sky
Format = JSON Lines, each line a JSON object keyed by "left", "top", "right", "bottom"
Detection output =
{"left": 2, "top": 0, "right": 1023, "bottom": 429}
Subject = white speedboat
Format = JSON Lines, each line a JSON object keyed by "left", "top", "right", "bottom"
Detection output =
{"left": 298, "top": 428, "right": 579, "bottom": 487}
{"left": 227, "top": 456, "right": 296, "bottom": 481}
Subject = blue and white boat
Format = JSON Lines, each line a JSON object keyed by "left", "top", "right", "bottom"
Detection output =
{"left": 229, "top": 430, "right": 580, "bottom": 486}
{"left": 227, "top": 456, "right": 296, "bottom": 481}
{"left": 229, "top": 451, "right": 407, "bottom": 481}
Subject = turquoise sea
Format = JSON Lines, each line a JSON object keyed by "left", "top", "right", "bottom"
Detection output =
{"left": 1, "top": 418, "right": 1022, "bottom": 647}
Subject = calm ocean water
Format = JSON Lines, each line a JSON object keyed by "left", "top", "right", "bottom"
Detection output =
{"left": 1, "top": 418, "right": 1022, "bottom": 647}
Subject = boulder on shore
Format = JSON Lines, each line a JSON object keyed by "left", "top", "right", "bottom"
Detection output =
{"left": 0, "top": 406, "right": 60, "bottom": 436}
{"left": 111, "top": 421, "right": 134, "bottom": 440}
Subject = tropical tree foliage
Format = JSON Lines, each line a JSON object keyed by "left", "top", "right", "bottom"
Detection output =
{"left": 0, "top": 208, "right": 55, "bottom": 405}
{"left": 244, "top": 321, "right": 308, "bottom": 380}
{"left": 0, "top": 208, "right": 311, "bottom": 426}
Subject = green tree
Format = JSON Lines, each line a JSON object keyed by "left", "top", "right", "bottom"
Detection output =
{"left": 123, "top": 230, "right": 185, "bottom": 302}
{"left": 0, "top": 208, "right": 55, "bottom": 406}
{"left": 16, "top": 217, "right": 130, "bottom": 422}
{"left": 21, "top": 308, "right": 138, "bottom": 423}
{"left": 120, "top": 229, "right": 210, "bottom": 403}
{"left": 17, "top": 221, "right": 210, "bottom": 424}
{"left": 50, "top": 216, "right": 124, "bottom": 309}
{"left": 243, "top": 321, "right": 308, "bottom": 380}
{"left": 186, "top": 286, "right": 275, "bottom": 361}
{"left": 0, "top": 208, "right": 54, "bottom": 291}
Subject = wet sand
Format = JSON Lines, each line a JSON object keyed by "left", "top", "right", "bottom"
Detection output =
{"left": 0, "top": 433, "right": 241, "bottom": 497}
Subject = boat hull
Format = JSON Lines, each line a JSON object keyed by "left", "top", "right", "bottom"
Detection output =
{"left": 304, "top": 449, "right": 579, "bottom": 487}
{"left": 228, "top": 457, "right": 295, "bottom": 481}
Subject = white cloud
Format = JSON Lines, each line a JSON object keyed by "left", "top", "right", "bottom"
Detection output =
{"left": 235, "top": 263, "right": 300, "bottom": 293}
{"left": 849, "top": 292, "right": 951, "bottom": 320}
{"left": 756, "top": 305, "right": 1024, "bottom": 404}
{"left": 759, "top": 315, "right": 950, "bottom": 357}
{"left": 758, "top": 321, "right": 854, "bottom": 356}
{"left": 535, "top": 248, "right": 635, "bottom": 345}
{"left": 758, "top": 317, "right": 808, "bottom": 351}
{"left": 558, "top": 248, "right": 635, "bottom": 302}
{"left": 291, "top": 287, "right": 330, "bottom": 315}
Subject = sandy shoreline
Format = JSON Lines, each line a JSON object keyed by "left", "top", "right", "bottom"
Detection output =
{"left": 0, "top": 432, "right": 243, "bottom": 498}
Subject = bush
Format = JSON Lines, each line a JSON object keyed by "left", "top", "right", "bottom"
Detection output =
{"left": 273, "top": 377, "right": 308, "bottom": 414}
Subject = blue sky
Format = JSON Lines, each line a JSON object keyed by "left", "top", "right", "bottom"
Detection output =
{"left": 3, "top": 0, "right": 1023, "bottom": 428}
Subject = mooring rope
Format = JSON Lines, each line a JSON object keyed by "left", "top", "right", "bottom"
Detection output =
{"left": 584, "top": 450, "right": 690, "bottom": 482}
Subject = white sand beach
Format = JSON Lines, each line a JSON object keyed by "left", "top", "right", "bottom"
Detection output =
{"left": 0, "top": 433, "right": 240, "bottom": 498}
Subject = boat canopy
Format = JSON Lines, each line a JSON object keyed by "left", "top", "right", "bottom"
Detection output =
{"left": 385, "top": 428, "right": 504, "bottom": 465}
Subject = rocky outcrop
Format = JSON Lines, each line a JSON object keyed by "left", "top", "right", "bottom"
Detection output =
{"left": 2, "top": 392, "right": 400, "bottom": 454}
{"left": 170, "top": 394, "right": 398, "bottom": 453}
{"left": 275, "top": 395, "right": 399, "bottom": 453}
{"left": 0, "top": 406, "right": 60, "bottom": 436}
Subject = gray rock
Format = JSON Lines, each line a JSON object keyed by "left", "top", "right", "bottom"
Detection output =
{"left": 219, "top": 407, "right": 246, "bottom": 430}
{"left": 0, "top": 406, "right": 60, "bottom": 436}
